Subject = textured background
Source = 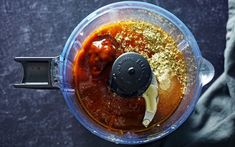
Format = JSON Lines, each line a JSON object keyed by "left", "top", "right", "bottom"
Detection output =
{"left": 0, "top": 0, "right": 228, "bottom": 146}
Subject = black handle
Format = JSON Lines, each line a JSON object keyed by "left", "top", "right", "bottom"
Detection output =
{"left": 14, "top": 56, "right": 60, "bottom": 89}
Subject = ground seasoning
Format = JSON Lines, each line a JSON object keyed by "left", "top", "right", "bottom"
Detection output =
{"left": 112, "top": 21, "right": 187, "bottom": 91}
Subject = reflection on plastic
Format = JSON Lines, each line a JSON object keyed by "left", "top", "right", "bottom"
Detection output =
{"left": 199, "top": 58, "right": 215, "bottom": 86}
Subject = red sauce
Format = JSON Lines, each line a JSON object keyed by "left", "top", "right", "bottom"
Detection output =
{"left": 73, "top": 22, "right": 184, "bottom": 132}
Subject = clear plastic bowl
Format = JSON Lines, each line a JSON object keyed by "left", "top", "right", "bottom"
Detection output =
{"left": 59, "top": 1, "right": 214, "bottom": 144}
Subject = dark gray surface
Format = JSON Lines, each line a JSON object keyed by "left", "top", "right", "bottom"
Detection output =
{"left": 0, "top": 0, "right": 227, "bottom": 146}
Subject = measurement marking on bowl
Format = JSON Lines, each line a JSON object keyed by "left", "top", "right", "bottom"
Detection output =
{"left": 177, "top": 40, "right": 189, "bottom": 51}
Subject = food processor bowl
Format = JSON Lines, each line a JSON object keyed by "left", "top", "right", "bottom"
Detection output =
{"left": 15, "top": 1, "right": 214, "bottom": 144}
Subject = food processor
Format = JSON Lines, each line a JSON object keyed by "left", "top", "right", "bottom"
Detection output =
{"left": 14, "top": 1, "right": 215, "bottom": 144}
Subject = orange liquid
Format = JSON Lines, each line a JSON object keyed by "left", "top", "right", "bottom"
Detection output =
{"left": 73, "top": 21, "right": 185, "bottom": 132}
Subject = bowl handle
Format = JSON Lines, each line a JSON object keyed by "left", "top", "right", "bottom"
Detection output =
{"left": 199, "top": 57, "right": 215, "bottom": 86}
{"left": 13, "top": 56, "right": 60, "bottom": 89}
